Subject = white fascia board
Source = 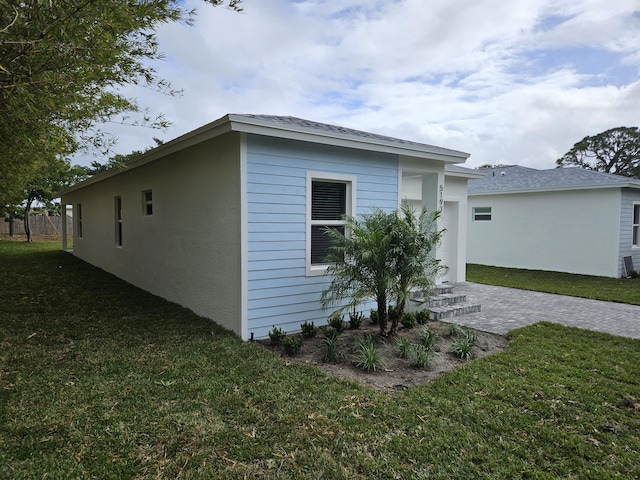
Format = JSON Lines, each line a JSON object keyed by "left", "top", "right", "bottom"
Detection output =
{"left": 444, "top": 169, "right": 485, "bottom": 180}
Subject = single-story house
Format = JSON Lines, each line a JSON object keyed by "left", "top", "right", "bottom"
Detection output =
{"left": 467, "top": 165, "right": 640, "bottom": 278}
{"left": 59, "top": 114, "right": 478, "bottom": 339}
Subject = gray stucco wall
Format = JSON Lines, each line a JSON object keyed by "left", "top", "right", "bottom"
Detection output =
{"left": 62, "top": 132, "right": 243, "bottom": 335}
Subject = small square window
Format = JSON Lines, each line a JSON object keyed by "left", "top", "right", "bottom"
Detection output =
{"left": 142, "top": 190, "right": 153, "bottom": 216}
{"left": 473, "top": 206, "right": 492, "bottom": 221}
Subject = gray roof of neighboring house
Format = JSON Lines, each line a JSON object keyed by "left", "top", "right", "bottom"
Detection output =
{"left": 468, "top": 165, "right": 640, "bottom": 195}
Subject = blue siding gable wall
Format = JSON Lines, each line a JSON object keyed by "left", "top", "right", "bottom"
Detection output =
{"left": 246, "top": 135, "right": 399, "bottom": 338}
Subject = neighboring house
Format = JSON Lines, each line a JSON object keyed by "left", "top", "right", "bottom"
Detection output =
{"left": 59, "top": 114, "right": 477, "bottom": 339}
{"left": 467, "top": 165, "right": 640, "bottom": 278}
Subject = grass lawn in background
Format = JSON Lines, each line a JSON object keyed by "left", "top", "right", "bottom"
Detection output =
{"left": 1, "top": 240, "right": 639, "bottom": 478}
{"left": 467, "top": 263, "right": 640, "bottom": 305}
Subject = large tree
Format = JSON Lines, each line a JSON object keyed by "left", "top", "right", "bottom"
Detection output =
{"left": 556, "top": 127, "right": 640, "bottom": 178}
{"left": 1, "top": 0, "right": 241, "bottom": 207}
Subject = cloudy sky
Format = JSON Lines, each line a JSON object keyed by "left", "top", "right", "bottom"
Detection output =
{"left": 95, "top": 0, "right": 640, "bottom": 170}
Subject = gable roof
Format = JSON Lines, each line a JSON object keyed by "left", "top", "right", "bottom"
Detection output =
{"left": 469, "top": 165, "right": 640, "bottom": 195}
{"left": 59, "top": 114, "right": 470, "bottom": 196}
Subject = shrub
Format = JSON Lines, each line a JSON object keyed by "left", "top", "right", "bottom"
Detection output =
{"left": 452, "top": 330, "right": 477, "bottom": 360}
{"left": 417, "top": 325, "right": 436, "bottom": 350}
{"left": 447, "top": 323, "right": 466, "bottom": 338}
{"left": 352, "top": 335, "right": 385, "bottom": 373}
{"left": 395, "top": 337, "right": 412, "bottom": 359}
{"left": 328, "top": 312, "right": 345, "bottom": 333}
{"left": 411, "top": 344, "right": 430, "bottom": 368}
{"left": 321, "top": 333, "right": 339, "bottom": 363}
{"left": 268, "top": 326, "right": 285, "bottom": 345}
{"left": 300, "top": 321, "right": 316, "bottom": 338}
{"left": 349, "top": 310, "right": 364, "bottom": 329}
{"left": 324, "top": 327, "right": 338, "bottom": 340}
{"left": 415, "top": 309, "right": 431, "bottom": 324}
{"left": 370, "top": 309, "right": 379, "bottom": 324}
{"left": 282, "top": 335, "right": 303, "bottom": 356}
{"left": 400, "top": 312, "right": 417, "bottom": 329}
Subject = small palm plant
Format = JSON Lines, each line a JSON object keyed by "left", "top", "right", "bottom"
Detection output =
{"left": 321, "top": 202, "right": 447, "bottom": 337}
{"left": 321, "top": 208, "right": 397, "bottom": 336}
{"left": 387, "top": 202, "right": 448, "bottom": 335}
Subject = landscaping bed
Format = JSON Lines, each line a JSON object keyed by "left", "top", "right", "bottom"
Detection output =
{"left": 257, "top": 318, "right": 508, "bottom": 392}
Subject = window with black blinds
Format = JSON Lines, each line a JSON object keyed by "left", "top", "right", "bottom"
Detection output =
{"left": 312, "top": 181, "right": 346, "bottom": 220}
{"left": 311, "top": 180, "right": 347, "bottom": 264}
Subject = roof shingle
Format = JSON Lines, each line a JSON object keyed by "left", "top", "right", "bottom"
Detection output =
{"left": 469, "top": 165, "right": 640, "bottom": 194}
{"left": 230, "top": 114, "right": 469, "bottom": 158}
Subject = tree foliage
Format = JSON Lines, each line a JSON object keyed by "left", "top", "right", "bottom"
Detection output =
{"left": 320, "top": 203, "right": 446, "bottom": 336}
{"left": 556, "top": 127, "right": 640, "bottom": 178}
{"left": 0, "top": 0, "right": 241, "bottom": 207}
{"left": 7, "top": 160, "right": 87, "bottom": 242}
{"left": 83, "top": 137, "right": 164, "bottom": 176}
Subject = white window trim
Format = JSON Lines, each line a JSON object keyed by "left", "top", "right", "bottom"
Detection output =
{"left": 76, "top": 203, "right": 83, "bottom": 239}
{"left": 306, "top": 171, "right": 356, "bottom": 277}
{"left": 115, "top": 196, "right": 123, "bottom": 247}
{"left": 142, "top": 189, "right": 153, "bottom": 217}
{"left": 472, "top": 206, "right": 492, "bottom": 222}
{"left": 633, "top": 202, "right": 640, "bottom": 249}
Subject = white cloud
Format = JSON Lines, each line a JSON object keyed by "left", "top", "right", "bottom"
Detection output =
{"left": 79, "top": 0, "right": 640, "bottom": 172}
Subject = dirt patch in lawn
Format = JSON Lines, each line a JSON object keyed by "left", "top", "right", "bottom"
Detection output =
{"left": 256, "top": 319, "right": 508, "bottom": 393}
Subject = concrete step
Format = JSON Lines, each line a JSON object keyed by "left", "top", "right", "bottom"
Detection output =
{"left": 411, "top": 293, "right": 468, "bottom": 308}
{"left": 409, "top": 284, "right": 481, "bottom": 321}
{"left": 432, "top": 284, "right": 452, "bottom": 295}
{"left": 426, "top": 294, "right": 467, "bottom": 308}
{"left": 429, "top": 303, "right": 482, "bottom": 320}
{"left": 410, "top": 286, "right": 450, "bottom": 302}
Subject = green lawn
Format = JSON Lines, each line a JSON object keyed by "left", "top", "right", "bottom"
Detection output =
{"left": 1, "top": 240, "right": 639, "bottom": 479}
{"left": 467, "top": 263, "right": 640, "bottom": 305}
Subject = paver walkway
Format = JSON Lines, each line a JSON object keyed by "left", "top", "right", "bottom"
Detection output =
{"left": 451, "top": 282, "right": 640, "bottom": 339}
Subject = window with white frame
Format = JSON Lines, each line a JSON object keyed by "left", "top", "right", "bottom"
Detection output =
{"left": 142, "top": 190, "right": 153, "bottom": 216}
{"left": 115, "top": 196, "right": 123, "bottom": 246}
{"left": 306, "top": 173, "right": 355, "bottom": 274}
{"left": 76, "top": 203, "right": 83, "bottom": 238}
{"left": 473, "top": 206, "right": 492, "bottom": 221}
{"left": 633, "top": 204, "right": 640, "bottom": 247}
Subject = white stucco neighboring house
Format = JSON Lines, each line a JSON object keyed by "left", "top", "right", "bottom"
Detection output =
{"left": 58, "top": 114, "right": 477, "bottom": 339}
{"left": 467, "top": 165, "right": 640, "bottom": 278}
